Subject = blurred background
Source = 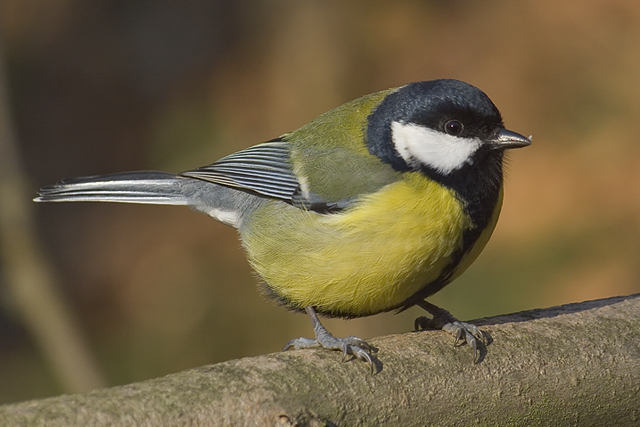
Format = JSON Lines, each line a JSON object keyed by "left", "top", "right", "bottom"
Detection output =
{"left": 0, "top": 0, "right": 639, "bottom": 404}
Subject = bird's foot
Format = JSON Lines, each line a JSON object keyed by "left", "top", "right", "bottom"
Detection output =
{"left": 415, "top": 301, "right": 486, "bottom": 363}
{"left": 283, "top": 334, "right": 373, "bottom": 365}
{"left": 283, "top": 307, "right": 374, "bottom": 371}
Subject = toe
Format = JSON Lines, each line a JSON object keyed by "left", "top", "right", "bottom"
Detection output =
{"left": 284, "top": 335, "right": 374, "bottom": 368}
{"left": 343, "top": 336, "right": 371, "bottom": 351}
{"left": 414, "top": 316, "right": 433, "bottom": 331}
{"left": 282, "top": 337, "right": 318, "bottom": 351}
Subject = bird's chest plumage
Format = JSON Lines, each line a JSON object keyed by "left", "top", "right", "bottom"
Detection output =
{"left": 241, "top": 172, "right": 478, "bottom": 317}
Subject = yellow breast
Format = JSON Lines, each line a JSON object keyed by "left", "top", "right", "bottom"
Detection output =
{"left": 242, "top": 172, "right": 474, "bottom": 317}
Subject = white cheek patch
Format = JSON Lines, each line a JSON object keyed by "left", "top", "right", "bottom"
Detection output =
{"left": 391, "top": 121, "right": 482, "bottom": 174}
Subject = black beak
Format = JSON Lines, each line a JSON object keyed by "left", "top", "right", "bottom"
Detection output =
{"left": 489, "top": 128, "right": 532, "bottom": 149}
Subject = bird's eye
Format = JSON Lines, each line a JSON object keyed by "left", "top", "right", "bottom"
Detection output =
{"left": 444, "top": 120, "right": 463, "bottom": 136}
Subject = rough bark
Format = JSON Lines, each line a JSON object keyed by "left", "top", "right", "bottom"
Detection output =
{"left": 2, "top": 294, "right": 639, "bottom": 427}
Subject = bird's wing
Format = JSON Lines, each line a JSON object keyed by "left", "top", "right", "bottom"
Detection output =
{"left": 180, "top": 139, "right": 301, "bottom": 203}
{"left": 182, "top": 137, "right": 400, "bottom": 212}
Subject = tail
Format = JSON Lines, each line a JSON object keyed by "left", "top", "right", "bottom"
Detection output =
{"left": 34, "top": 171, "right": 191, "bottom": 205}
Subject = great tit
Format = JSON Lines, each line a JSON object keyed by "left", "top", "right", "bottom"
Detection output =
{"left": 35, "top": 79, "right": 531, "bottom": 367}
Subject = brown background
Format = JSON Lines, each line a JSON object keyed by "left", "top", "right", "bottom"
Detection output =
{"left": 1, "top": 0, "right": 639, "bottom": 403}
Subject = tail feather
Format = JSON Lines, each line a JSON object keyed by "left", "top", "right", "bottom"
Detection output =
{"left": 34, "top": 171, "right": 190, "bottom": 205}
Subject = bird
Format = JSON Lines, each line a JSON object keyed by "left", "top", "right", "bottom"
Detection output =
{"left": 35, "top": 79, "right": 531, "bottom": 368}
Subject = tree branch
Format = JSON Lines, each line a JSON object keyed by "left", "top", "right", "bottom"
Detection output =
{"left": 2, "top": 294, "right": 639, "bottom": 426}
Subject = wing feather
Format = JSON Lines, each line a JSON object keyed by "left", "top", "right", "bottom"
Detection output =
{"left": 180, "top": 139, "right": 300, "bottom": 202}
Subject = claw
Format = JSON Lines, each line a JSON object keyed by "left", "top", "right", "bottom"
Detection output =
{"left": 453, "top": 327, "right": 465, "bottom": 346}
{"left": 285, "top": 334, "right": 374, "bottom": 370}
{"left": 416, "top": 301, "right": 487, "bottom": 363}
{"left": 441, "top": 320, "right": 484, "bottom": 362}
{"left": 469, "top": 338, "right": 478, "bottom": 362}
{"left": 283, "top": 306, "right": 376, "bottom": 372}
